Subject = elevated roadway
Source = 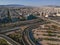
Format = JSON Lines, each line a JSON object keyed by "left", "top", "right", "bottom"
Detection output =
{"left": 22, "top": 17, "right": 60, "bottom": 45}
{"left": 22, "top": 22, "right": 45, "bottom": 45}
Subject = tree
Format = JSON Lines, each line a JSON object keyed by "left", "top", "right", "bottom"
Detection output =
{"left": 2, "top": 17, "right": 10, "bottom": 23}
{"left": 0, "top": 39, "right": 9, "bottom": 45}
{"left": 51, "top": 25, "right": 57, "bottom": 30}
{"left": 0, "top": 19, "right": 2, "bottom": 23}
{"left": 8, "top": 32, "right": 22, "bottom": 42}
{"left": 27, "top": 15, "right": 37, "bottom": 20}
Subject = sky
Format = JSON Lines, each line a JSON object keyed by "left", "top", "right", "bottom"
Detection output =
{"left": 0, "top": 0, "right": 60, "bottom": 6}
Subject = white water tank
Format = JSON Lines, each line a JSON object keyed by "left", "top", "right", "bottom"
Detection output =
{"left": 45, "top": 15, "right": 48, "bottom": 17}
{"left": 56, "top": 14, "right": 60, "bottom": 16}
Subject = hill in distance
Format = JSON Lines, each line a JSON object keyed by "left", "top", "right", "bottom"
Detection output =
{"left": 44, "top": 5, "right": 60, "bottom": 8}
{"left": 0, "top": 4, "right": 25, "bottom": 8}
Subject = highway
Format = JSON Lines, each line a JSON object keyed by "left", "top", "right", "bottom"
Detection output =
{"left": 0, "top": 18, "right": 43, "bottom": 32}
{"left": 0, "top": 34, "right": 20, "bottom": 45}
{"left": 0, "top": 26, "right": 22, "bottom": 33}
{"left": 39, "top": 17, "right": 60, "bottom": 26}
{"left": 0, "top": 17, "right": 44, "bottom": 45}
{"left": 47, "top": 18, "right": 60, "bottom": 26}
{"left": 0, "top": 17, "right": 52, "bottom": 45}
{"left": 22, "top": 22, "right": 45, "bottom": 45}
{"left": 0, "top": 16, "right": 60, "bottom": 45}
{"left": 0, "top": 18, "right": 43, "bottom": 33}
{"left": 0, "top": 18, "right": 42, "bottom": 30}
{"left": 0, "top": 19, "right": 45, "bottom": 45}
{"left": 22, "top": 17, "right": 60, "bottom": 45}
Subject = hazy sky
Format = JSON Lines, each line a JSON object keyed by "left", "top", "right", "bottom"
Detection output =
{"left": 0, "top": 0, "right": 60, "bottom": 6}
